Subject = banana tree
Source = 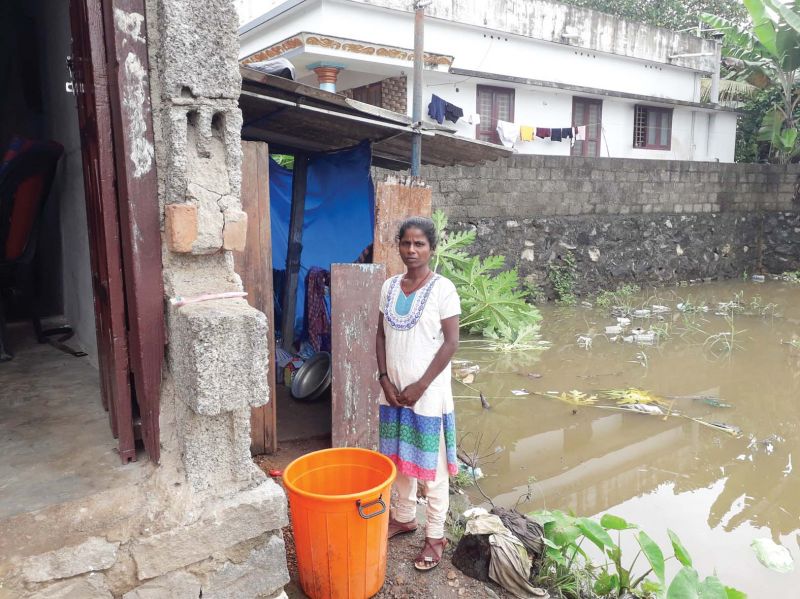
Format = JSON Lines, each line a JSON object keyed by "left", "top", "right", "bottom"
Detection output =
{"left": 702, "top": 0, "right": 800, "bottom": 162}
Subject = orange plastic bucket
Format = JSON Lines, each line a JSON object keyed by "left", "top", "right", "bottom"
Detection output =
{"left": 283, "top": 447, "right": 397, "bottom": 599}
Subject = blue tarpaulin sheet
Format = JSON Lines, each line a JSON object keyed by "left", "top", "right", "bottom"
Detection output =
{"left": 270, "top": 141, "right": 374, "bottom": 335}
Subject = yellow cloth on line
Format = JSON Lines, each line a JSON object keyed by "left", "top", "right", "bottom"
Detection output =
{"left": 520, "top": 125, "right": 535, "bottom": 142}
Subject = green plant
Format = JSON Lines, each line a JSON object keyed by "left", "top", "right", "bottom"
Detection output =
{"left": 271, "top": 154, "right": 295, "bottom": 169}
{"left": 595, "top": 283, "right": 642, "bottom": 312}
{"left": 782, "top": 270, "right": 800, "bottom": 283}
{"left": 530, "top": 510, "right": 746, "bottom": 599}
{"left": 547, "top": 251, "right": 578, "bottom": 305}
{"left": 432, "top": 210, "right": 544, "bottom": 348}
{"left": 702, "top": 0, "right": 800, "bottom": 163}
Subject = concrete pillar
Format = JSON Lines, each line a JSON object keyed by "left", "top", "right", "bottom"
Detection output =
{"left": 142, "top": 0, "right": 289, "bottom": 595}
{"left": 308, "top": 62, "right": 345, "bottom": 92}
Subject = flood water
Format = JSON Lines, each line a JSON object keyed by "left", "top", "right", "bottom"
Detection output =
{"left": 454, "top": 280, "right": 800, "bottom": 597}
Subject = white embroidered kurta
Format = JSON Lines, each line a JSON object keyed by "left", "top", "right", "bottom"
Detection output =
{"left": 378, "top": 274, "right": 460, "bottom": 481}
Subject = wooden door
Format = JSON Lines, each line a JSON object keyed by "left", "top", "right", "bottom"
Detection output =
{"left": 476, "top": 85, "right": 515, "bottom": 145}
{"left": 68, "top": 0, "right": 136, "bottom": 462}
{"left": 103, "top": 0, "right": 164, "bottom": 463}
{"left": 236, "top": 141, "right": 277, "bottom": 455}
{"left": 572, "top": 97, "right": 603, "bottom": 157}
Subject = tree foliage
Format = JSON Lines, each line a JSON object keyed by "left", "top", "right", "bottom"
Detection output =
{"left": 558, "top": 0, "right": 746, "bottom": 32}
{"left": 702, "top": 0, "right": 800, "bottom": 163}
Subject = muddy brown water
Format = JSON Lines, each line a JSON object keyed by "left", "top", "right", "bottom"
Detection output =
{"left": 454, "top": 280, "right": 800, "bottom": 597}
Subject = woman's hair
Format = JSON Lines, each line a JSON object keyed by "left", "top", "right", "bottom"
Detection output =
{"left": 396, "top": 216, "right": 437, "bottom": 250}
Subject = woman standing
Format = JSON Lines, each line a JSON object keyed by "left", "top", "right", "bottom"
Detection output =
{"left": 375, "top": 216, "right": 460, "bottom": 571}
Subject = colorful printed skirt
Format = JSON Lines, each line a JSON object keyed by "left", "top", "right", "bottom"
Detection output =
{"left": 378, "top": 405, "right": 458, "bottom": 481}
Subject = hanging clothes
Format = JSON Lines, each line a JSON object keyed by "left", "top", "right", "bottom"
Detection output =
{"left": 427, "top": 94, "right": 464, "bottom": 124}
{"left": 535, "top": 127, "right": 550, "bottom": 139}
{"left": 444, "top": 101, "right": 464, "bottom": 123}
{"left": 550, "top": 128, "right": 562, "bottom": 142}
{"left": 561, "top": 127, "right": 573, "bottom": 140}
{"left": 305, "top": 267, "right": 331, "bottom": 352}
{"left": 519, "top": 125, "right": 535, "bottom": 142}
{"left": 496, "top": 120, "right": 519, "bottom": 148}
{"left": 427, "top": 95, "right": 447, "bottom": 124}
{"left": 575, "top": 125, "right": 587, "bottom": 141}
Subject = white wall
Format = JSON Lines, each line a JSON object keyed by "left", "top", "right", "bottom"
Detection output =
{"left": 418, "top": 73, "right": 737, "bottom": 161}
{"left": 36, "top": 0, "right": 98, "bottom": 364}
{"left": 242, "top": 0, "right": 703, "bottom": 103}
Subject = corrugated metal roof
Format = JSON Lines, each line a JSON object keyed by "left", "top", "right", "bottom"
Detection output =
{"left": 239, "top": 66, "right": 511, "bottom": 169}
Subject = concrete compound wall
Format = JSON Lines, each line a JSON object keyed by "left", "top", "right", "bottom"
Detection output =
{"left": 379, "top": 156, "right": 800, "bottom": 296}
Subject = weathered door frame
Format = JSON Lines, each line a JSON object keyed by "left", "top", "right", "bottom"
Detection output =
{"left": 102, "top": 0, "right": 164, "bottom": 463}
{"left": 68, "top": 0, "right": 163, "bottom": 463}
{"left": 237, "top": 141, "right": 278, "bottom": 455}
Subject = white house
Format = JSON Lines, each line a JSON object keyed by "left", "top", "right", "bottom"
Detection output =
{"left": 238, "top": 0, "right": 738, "bottom": 162}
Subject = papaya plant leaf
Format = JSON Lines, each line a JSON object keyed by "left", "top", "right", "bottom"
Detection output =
{"left": 637, "top": 530, "right": 666, "bottom": 586}
{"left": 668, "top": 529, "right": 693, "bottom": 567}
{"left": 667, "top": 566, "right": 700, "bottom": 599}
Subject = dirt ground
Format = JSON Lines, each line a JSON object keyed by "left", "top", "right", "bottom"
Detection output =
{"left": 254, "top": 440, "right": 514, "bottom": 599}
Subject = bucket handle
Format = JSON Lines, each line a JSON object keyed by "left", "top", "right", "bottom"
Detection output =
{"left": 356, "top": 495, "right": 386, "bottom": 520}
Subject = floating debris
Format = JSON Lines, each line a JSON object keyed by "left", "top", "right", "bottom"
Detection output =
{"left": 651, "top": 305, "right": 671, "bottom": 314}
{"left": 702, "top": 398, "right": 733, "bottom": 408}
{"left": 620, "top": 403, "right": 664, "bottom": 415}
{"left": 633, "top": 309, "right": 652, "bottom": 318}
{"left": 748, "top": 434, "right": 784, "bottom": 454}
{"left": 603, "top": 388, "right": 668, "bottom": 407}
{"left": 461, "top": 373, "right": 475, "bottom": 384}
{"left": 677, "top": 302, "right": 709, "bottom": 313}
{"left": 751, "top": 538, "right": 795, "bottom": 573}
{"left": 576, "top": 335, "right": 593, "bottom": 349}
{"left": 605, "top": 325, "right": 624, "bottom": 335}
{"left": 480, "top": 392, "right": 491, "bottom": 410}
{"left": 511, "top": 389, "right": 530, "bottom": 396}
{"left": 527, "top": 373, "right": 543, "bottom": 380}
{"left": 553, "top": 390, "right": 598, "bottom": 406}
{"left": 752, "top": 274, "right": 766, "bottom": 283}
{"left": 691, "top": 418, "right": 743, "bottom": 437}
{"left": 617, "top": 317, "right": 631, "bottom": 326}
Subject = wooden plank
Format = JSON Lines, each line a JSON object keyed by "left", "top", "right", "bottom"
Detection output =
{"left": 103, "top": 0, "right": 164, "bottom": 463}
{"left": 236, "top": 141, "right": 278, "bottom": 455}
{"left": 330, "top": 263, "right": 386, "bottom": 449}
{"left": 69, "top": 0, "right": 136, "bottom": 462}
{"left": 280, "top": 153, "right": 308, "bottom": 351}
{"left": 372, "top": 176, "right": 432, "bottom": 277}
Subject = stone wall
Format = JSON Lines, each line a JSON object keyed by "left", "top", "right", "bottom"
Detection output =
{"left": 378, "top": 155, "right": 800, "bottom": 296}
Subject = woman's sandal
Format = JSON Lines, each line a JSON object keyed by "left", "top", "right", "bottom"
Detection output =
{"left": 388, "top": 518, "right": 418, "bottom": 539}
{"left": 413, "top": 537, "right": 448, "bottom": 571}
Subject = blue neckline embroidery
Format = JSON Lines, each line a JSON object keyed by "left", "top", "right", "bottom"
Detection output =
{"left": 385, "top": 274, "right": 439, "bottom": 331}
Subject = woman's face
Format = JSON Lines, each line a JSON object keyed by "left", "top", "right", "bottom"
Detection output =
{"left": 398, "top": 227, "right": 432, "bottom": 269}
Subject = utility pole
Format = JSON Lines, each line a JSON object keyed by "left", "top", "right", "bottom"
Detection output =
{"left": 411, "top": 1, "right": 430, "bottom": 176}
